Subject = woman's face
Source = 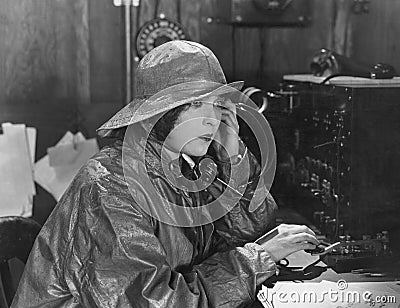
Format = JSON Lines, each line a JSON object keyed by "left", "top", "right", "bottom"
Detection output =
{"left": 163, "top": 96, "right": 224, "bottom": 158}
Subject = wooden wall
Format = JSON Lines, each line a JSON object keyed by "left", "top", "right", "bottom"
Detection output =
{"left": 201, "top": 0, "right": 400, "bottom": 88}
{"left": 0, "top": 0, "right": 124, "bottom": 151}
{"left": 351, "top": 0, "right": 400, "bottom": 72}
{"left": 127, "top": 0, "right": 400, "bottom": 88}
{"left": 1, "top": 0, "right": 400, "bottom": 222}
{"left": 0, "top": 0, "right": 124, "bottom": 223}
{"left": 2, "top": 0, "right": 400, "bottom": 138}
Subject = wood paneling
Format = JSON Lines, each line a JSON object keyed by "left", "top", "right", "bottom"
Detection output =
{"left": 199, "top": 0, "right": 400, "bottom": 88}
{"left": 198, "top": 0, "right": 337, "bottom": 87}
{"left": 200, "top": 0, "right": 234, "bottom": 80}
{"left": 89, "top": 0, "right": 123, "bottom": 105}
{"left": 234, "top": 27, "right": 263, "bottom": 83}
{"left": 0, "top": 0, "right": 91, "bottom": 155}
{"left": 75, "top": 0, "right": 91, "bottom": 105}
{"left": 352, "top": 0, "right": 400, "bottom": 71}
{"left": 180, "top": 0, "right": 201, "bottom": 41}
{"left": 2, "top": 0, "right": 400, "bottom": 118}
{"left": 231, "top": 0, "right": 336, "bottom": 87}
{"left": 0, "top": 0, "right": 122, "bottom": 221}
{"left": 331, "top": 0, "right": 353, "bottom": 55}
{"left": 1, "top": 0, "right": 71, "bottom": 104}
{"left": 138, "top": 0, "right": 158, "bottom": 27}
{"left": 157, "top": 0, "right": 179, "bottom": 22}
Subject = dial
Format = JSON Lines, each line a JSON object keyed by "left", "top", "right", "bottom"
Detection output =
{"left": 136, "top": 18, "right": 187, "bottom": 58}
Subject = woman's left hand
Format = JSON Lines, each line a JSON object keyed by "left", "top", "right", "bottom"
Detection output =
{"left": 214, "top": 99, "right": 240, "bottom": 160}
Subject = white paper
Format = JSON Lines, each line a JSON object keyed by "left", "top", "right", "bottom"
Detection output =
{"left": 34, "top": 132, "right": 74, "bottom": 195}
{"left": 0, "top": 123, "right": 35, "bottom": 217}
{"left": 34, "top": 132, "right": 98, "bottom": 201}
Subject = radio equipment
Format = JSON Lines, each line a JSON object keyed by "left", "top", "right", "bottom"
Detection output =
{"left": 282, "top": 75, "right": 400, "bottom": 254}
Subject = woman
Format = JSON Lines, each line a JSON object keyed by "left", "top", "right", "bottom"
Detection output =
{"left": 12, "top": 40, "right": 318, "bottom": 307}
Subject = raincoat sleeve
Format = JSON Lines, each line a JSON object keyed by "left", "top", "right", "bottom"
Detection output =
{"left": 74, "top": 183, "right": 277, "bottom": 307}
{"left": 12, "top": 166, "right": 276, "bottom": 308}
{"left": 78, "top": 190, "right": 275, "bottom": 307}
{"left": 209, "top": 141, "right": 278, "bottom": 248}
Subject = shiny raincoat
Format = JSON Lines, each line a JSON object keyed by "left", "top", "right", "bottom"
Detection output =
{"left": 12, "top": 136, "right": 277, "bottom": 308}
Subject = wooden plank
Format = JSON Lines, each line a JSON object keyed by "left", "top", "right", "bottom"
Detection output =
{"left": 74, "top": 0, "right": 91, "bottom": 105}
{"left": 0, "top": 3, "right": 8, "bottom": 105}
{"left": 0, "top": 0, "right": 87, "bottom": 223}
{"left": 50, "top": 0, "right": 77, "bottom": 102}
{"left": 234, "top": 27, "right": 262, "bottom": 85}
{"left": 156, "top": 0, "right": 178, "bottom": 21}
{"left": 47, "top": 0, "right": 81, "bottom": 101}
{"left": 2, "top": 0, "right": 34, "bottom": 104}
{"left": 89, "top": 0, "right": 123, "bottom": 105}
{"left": 260, "top": 0, "right": 335, "bottom": 86}
{"left": 131, "top": 5, "right": 140, "bottom": 98}
{"left": 332, "top": 0, "right": 353, "bottom": 55}
{"left": 199, "top": 0, "right": 234, "bottom": 81}
{"left": 351, "top": 0, "right": 400, "bottom": 73}
{"left": 138, "top": 0, "right": 157, "bottom": 27}
{"left": 180, "top": 0, "right": 201, "bottom": 41}
{"left": 0, "top": 0, "right": 73, "bottom": 104}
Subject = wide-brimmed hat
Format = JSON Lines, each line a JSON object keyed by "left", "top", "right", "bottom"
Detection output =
{"left": 97, "top": 40, "right": 244, "bottom": 137}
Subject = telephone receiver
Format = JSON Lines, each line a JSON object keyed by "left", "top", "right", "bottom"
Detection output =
{"left": 199, "top": 157, "right": 250, "bottom": 196}
{"left": 168, "top": 155, "right": 247, "bottom": 198}
{"left": 168, "top": 156, "right": 220, "bottom": 191}
{"left": 310, "top": 48, "right": 397, "bottom": 81}
{"left": 167, "top": 101, "right": 274, "bottom": 197}
{"left": 197, "top": 157, "right": 218, "bottom": 185}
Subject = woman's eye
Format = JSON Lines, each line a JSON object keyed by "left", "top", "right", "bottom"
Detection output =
{"left": 191, "top": 101, "right": 203, "bottom": 108}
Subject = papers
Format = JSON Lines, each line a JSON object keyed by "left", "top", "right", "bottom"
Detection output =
{"left": 258, "top": 280, "right": 400, "bottom": 308}
{"left": 0, "top": 123, "right": 36, "bottom": 217}
{"left": 34, "top": 131, "right": 98, "bottom": 201}
{"left": 0, "top": 123, "right": 98, "bottom": 216}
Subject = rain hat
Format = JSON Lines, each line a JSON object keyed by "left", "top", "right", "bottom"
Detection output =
{"left": 97, "top": 40, "right": 244, "bottom": 137}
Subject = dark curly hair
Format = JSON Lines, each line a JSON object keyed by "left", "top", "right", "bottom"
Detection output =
{"left": 150, "top": 103, "right": 192, "bottom": 142}
{"left": 104, "top": 103, "right": 195, "bottom": 143}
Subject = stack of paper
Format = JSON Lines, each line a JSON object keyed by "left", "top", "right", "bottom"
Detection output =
{"left": 0, "top": 123, "right": 36, "bottom": 217}
{"left": 34, "top": 131, "right": 98, "bottom": 201}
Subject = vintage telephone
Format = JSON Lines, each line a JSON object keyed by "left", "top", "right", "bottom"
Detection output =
{"left": 310, "top": 48, "right": 397, "bottom": 83}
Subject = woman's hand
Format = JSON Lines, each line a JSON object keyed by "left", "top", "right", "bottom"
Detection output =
{"left": 214, "top": 99, "right": 240, "bottom": 160}
{"left": 259, "top": 224, "right": 319, "bottom": 262}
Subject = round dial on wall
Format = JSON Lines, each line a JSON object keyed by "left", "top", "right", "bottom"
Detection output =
{"left": 136, "top": 18, "right": 187, "bottom": 58}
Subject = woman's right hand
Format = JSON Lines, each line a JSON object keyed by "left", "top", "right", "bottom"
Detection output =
{"left": 258, "top": 224, "right": 319, "bottom": 262}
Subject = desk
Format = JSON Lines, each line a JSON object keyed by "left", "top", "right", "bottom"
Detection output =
{"left": 283, "top": 74, "right": 400, "bottom": 88}
{"left": 286, "top": 250, "right": 400, "bottom": 283}
{"left": 254, "top": 251, "right": 400, "bottom": 308}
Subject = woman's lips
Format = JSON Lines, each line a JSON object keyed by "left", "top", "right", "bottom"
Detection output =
{"left": 198, "top": 133, "right": 213, "bottom": 142}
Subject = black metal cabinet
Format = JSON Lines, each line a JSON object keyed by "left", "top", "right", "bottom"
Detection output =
{"left": 284, "top": 76, "right": 400, "bottom": 249}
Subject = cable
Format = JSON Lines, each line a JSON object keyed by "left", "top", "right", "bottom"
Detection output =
{"left": 319, "top": 74, "right": 343, "bottom": 85}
